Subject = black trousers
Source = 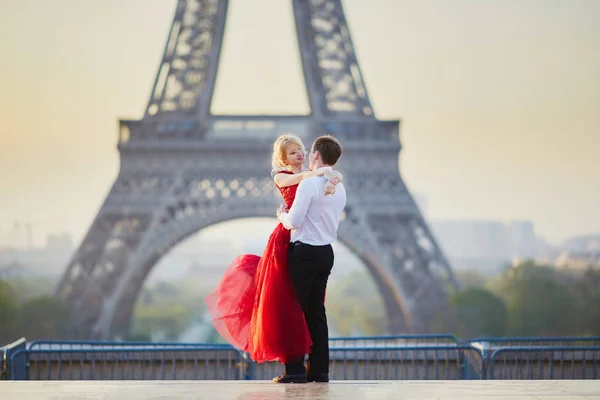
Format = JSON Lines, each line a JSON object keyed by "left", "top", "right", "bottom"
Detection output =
{"left": 285, "top": 241, "right": 334, "bottom": 375}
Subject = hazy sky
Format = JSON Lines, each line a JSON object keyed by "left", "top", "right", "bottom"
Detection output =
{"left": 1, "top": 0, "right": 599, "bottom": 247}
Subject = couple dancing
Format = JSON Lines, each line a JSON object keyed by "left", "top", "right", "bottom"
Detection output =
{"left": 205, "top": 134, "right": 346, "bottom": 383}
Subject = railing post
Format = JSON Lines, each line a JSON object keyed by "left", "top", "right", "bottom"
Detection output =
{"left": 481, "top": 351, "right": 490, "bottom": 380}
{"left": 1, "top": 338, "right": 27, "bottom": 380}
{"left": 241, "top": 352, "right": 256, "bottom": 380}
{"left": 11, "top": 350, "right": 29, "bottom": 381}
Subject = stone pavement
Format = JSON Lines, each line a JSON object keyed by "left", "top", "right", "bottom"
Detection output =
{"left": 0, "top": 380, "right": 599, "bottom": 400}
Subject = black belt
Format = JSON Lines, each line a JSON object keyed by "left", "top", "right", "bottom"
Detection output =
{"left": 291, "top": 241, "right": 331, "bottom": 248}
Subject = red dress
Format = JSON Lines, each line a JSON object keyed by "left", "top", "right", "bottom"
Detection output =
{"left": 204, "top": 171, "right": 312, "bottom": 364}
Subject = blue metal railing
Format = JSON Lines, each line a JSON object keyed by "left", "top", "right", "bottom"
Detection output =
{"left": 27, "top": 340, "right": 232, "bottom": 351}
{"left": 328, "top": 334, "right": 460, "bottom": 348}
{"left": 4, "top": 335, "right": 600, "bottom": 381}
{"left": 9, "top": 346, "right": 243, "bottom": 381}
{"left": 468, "top": 336, "right": 600, "bottom": 346}
{"left": 466, "top": 336, "right": 600, "bottom": 379}
{"left": 247, "top": 344, "right": 482, "bottom": 380}
{"left": 487, "top": 346, "right": 600, "bottom": 380}
{"left": 241, "top": 333, "right": 462, "bottom": 380}
{"left": 468, "top": 336, "right": 600, "bottom": 354}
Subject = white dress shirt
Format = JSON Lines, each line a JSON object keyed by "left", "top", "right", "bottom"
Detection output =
{"left": 278, "top": 168, "right": 347, "bottom": 246}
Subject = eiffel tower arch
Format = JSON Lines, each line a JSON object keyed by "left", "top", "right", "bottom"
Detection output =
{"left": 56, "top": 0, "right": 460, "bottom": 339}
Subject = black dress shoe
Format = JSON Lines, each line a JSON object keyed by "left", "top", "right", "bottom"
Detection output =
{"left": 307, "top": 372, "right": 329, "bottom": 382}
{"left": 272, "top": 373, "right": 307, "bottom": 383}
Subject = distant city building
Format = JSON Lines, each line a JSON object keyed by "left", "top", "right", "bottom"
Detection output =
{"left": 0, "top": 232, "right": 75, "bottom": 277}
{"left": 429, "top": 219, "right": 546, "bottom": 274}
{"left": 506, "top": 220, "right": 537, "bottom": 259}
{"left": 0, "top": 261, "right": 34, "bottom": 279}
{"left": 553, "top": 235, "right": 600, "bottom": 270}
{"left": 554, "top": 250, "right": 600, "bottom": 270}
{"left": 45, "top": 233, "right": 74, "bottom": 251}
{"left": 562, "top": 235, "right": 600, "bottom": 253}
{"left": 431, "top": 220, "right": 509, "bottom": 259}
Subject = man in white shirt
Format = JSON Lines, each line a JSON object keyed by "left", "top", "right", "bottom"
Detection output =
{"left": 274, "top": 135, "right": 347, "bottom": 383}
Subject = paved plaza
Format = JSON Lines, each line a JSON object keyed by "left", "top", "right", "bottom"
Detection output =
{"left": 1, "top": 380, "right": 599, "bottom": 400}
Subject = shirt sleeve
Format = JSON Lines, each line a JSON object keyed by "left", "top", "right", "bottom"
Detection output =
{"left": 279, "top": 179, "right": 318, "bottom": 230}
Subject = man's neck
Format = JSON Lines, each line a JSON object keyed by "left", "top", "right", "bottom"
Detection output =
{"left": 314, "top": 164, "right": 332, "bottom": 171}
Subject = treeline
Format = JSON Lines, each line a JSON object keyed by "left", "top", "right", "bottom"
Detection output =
{"left": 2, "top": 260, "right": 599, "bottom": 345}
{"left": 326, "top": 261, "right": 600, "bottom": 338}
{"left": 0, "top": 278, "right": 70, "bottom": 343}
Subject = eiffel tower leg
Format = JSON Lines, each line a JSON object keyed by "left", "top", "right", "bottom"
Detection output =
{"left": 54, "top": 184, "right": 155, "bottom": 339}
{"left": 331, "top": 119, "right": 460, "bottom": 333}
{"left": 293, "top": 0, "right": 375, "bottom": 118}
{"left": 339, "top": 201, "right": 459, "bottom": 333}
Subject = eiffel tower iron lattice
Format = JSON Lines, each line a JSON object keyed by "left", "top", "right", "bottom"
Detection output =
{"left": 56, "top": 0, "right": 460, "bottom": 339}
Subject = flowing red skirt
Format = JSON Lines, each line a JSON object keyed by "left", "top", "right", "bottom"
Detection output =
{"left": 205, "top": 223, "right": 312, "bottom": 364}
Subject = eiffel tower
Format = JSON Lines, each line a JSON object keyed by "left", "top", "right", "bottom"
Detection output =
{"left": 55, "top": 0, "right": 460, "bottom": 339}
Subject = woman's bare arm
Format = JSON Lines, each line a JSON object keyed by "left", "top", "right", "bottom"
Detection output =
{"left": 274, "top": 169, "right": 324, "bottom": 188}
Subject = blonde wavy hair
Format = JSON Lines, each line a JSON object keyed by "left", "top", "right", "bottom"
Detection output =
{"left": 271, "top": 134, "right": 306, "bottom": 173}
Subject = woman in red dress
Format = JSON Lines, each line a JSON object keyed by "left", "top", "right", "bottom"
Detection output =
{"left": 205, "top": 134, "right": 341, "bottom": 364}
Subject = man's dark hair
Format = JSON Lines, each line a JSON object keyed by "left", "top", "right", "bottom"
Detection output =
{"left": 312, "top": 135, "right": 343, "bottom": 166}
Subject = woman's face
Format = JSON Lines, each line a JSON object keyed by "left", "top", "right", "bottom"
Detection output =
{"left": 284, "top": 144, "right": 305, "bottom": 167}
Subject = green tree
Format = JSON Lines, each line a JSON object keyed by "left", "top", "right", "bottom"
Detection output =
{"left": 4, "top": 276, "right": 56, "bottom": 303}
{"left": 326, "top": 270, "right": 387, "bottom": 336}
{"left": 18, "top": 296, "right": 71, "bottom": 340}
{"left": 572, "top": 269, "right": 600, "bottom": 335}
{"left": 0, "top": 279, "right": 19, "bottom": 344}
{"left": 446, "top": 288, "right": 507, "bottom": 337}
{"left": 455, "top": 270, "right": 487, "bottom": 288}
{"left": 132, "top": 303, "right": 191, "bottom": 341}
{"left": 487, "top": 262, "right": 583, "bottom": 336}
